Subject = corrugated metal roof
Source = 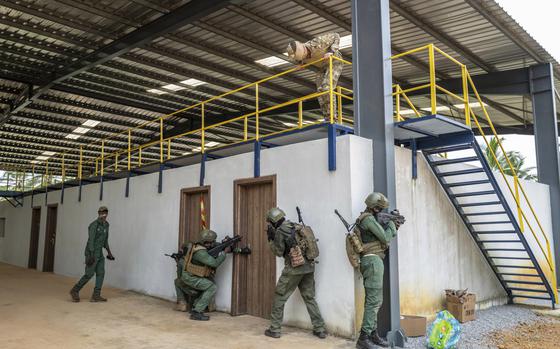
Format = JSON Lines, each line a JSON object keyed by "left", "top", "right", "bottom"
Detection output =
{"left": 0, "top": 0, "right": 558, "bottom": 173}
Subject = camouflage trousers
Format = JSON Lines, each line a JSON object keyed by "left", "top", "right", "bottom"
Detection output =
{"left": 182, "top": 273, "right": 217, "bottom": 313}
{"left": 269, "top": 270, "right": 325, "bottom": 333}
{"left": 315, "top": 56, "right": 343, "bottom": 120}
{"left": 360, "top": 254, "right": 384, "bottom": 333}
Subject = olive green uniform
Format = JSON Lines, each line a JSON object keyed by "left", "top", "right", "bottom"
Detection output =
{"left": 73, "top": 219, "right": 110, "bottom": 294}
{"left": 268, "top": 220, "right": 325, "bottom": 334}
{"left": 181, "top": 246, "right": 226, "bottom": 313}
{"left": 357, "top": 214, "right": 397, "bottom": 334}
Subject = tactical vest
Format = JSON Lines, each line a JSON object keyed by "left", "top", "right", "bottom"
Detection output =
{"left": 356, "top": 212, "right": 388, "bottom": 257}
{"left": 184, "top": 244, "right": 212, "bottom": 278}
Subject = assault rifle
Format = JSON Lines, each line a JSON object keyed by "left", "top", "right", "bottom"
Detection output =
{"left": 377, "top": 209, "right": 406, "bottom": 229}
{"left": 296, "top": 206, "right": 305, "bottom": 226}
{"left": 164, "top": 251, "right": 184, "bottom": 261}
{"left": 207, "top": 235, "right": 252, "bottom": 257}
{"left": 334, "top": 209, "right": 356, "bottom": 232}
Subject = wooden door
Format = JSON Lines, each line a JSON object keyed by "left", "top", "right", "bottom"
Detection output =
{"left": 232, "top": 175, "right": 276, "bottom": 318}
{"left": 42, "top": 205, "right": 57, "bottom": 272}
{"left": 28, "top": 207, "right": 41, "bottom": 269}
{"left": 179, "top": 186, "right": 210, "bottom": 247}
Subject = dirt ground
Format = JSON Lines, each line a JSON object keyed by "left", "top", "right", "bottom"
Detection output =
{"left": 0, "top": 263, "right": 354, "bottom": 349}
{"left": 490, "top": 319, "right": 560, "bottom": 349}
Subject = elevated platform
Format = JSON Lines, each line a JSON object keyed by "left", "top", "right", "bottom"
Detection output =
{"left": 394, "top": 114, "right": 473, "bottom": 149}
{"left": 11, "top": 122, "right": 353, "bottom": 200}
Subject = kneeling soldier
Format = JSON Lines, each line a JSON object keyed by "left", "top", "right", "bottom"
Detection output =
{"left": 264, "top": 207, "right": 326, "bottom": 339}
{"left": 182, "top": 229, "right": 231, "bottom": 321}
{"left": 173, "top": 242, "right": 191, "bottom": 312}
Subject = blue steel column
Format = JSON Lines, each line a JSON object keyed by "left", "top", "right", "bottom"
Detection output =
{"left": 352, "top": 0, "right": 404, "bottom": 345}
{"left": 530, "top": 63, "right": 560, "bottom": 286}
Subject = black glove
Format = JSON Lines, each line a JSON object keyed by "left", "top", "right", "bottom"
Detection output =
{"left": 106, "top": 254, "right": 115, "bottom": 261}
{"left": 86, "top": 256, "right": 95, "bottom": 266}
{"left": 266, "top": 224, "right": 276, "bottom": 241}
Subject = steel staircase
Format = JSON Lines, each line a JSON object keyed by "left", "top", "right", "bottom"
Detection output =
{"left": 422, "top": 137, "right": 556, "bottom": 307}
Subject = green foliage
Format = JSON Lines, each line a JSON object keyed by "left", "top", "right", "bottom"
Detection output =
{"left": 481, "top": 136, "right": 537, "bottom": 180}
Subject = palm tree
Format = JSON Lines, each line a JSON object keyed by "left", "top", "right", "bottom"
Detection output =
{"left": 481, "top": 136, "right": 537, "bottom": 180}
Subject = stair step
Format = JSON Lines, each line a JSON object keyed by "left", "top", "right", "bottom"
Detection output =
{"left": 498, "top": 272, "right": 540, "bottom": 277}
{"left": 464, "top": 211, "right": 507, "bottom": 217}
{"left": 504, "top": 280, "right": 545, "bottom": 286}
{"left": 437, "top": 168, "right": 485, "bottom": 177}
{"left": 446, "top": 180, "right": 491, "bottom": 187}
{"left": 485, "top": 248, "right": 527, "bottom": 252}
{"left": 431, "top": 156, "right": 480, "bottom": 165}
{"left": 478, "top": 240, "right": 520, "bottom": 243}
{"left": 474, "top": 230, "right": 517, "bottom": 234}
{"left": 451, "top": 190, "right": 496, "bottom": 198}
{"left": 424, "top": 144, "right": 472, "bottom": 154}
{"left": 460, "top": 201, "right": 502, "bottom": 207}
{"left": 509, "top": 287, "right": 548, "bottom": 293}
{"left": 470, "top": 221, "right": 512, "bottom": 225}
{"left": 494, "top": 265, "right": 536, "bottom": 269}
{"left": 489, "top": 256, "right": 531, "bottom": 260}
{"left": 511, "top": 295, "right": 553, "bottom": 300}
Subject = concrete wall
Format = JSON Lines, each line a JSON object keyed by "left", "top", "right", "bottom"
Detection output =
{"left": 1, "top": 136, "right": 555, "bottom": 335}
{"left": 0, "top": 135, "right": 364, "bottom": 337}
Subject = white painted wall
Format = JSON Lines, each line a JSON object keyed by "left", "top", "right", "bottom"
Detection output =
{"left": 1, "top": 136, "right": 555, "bottom": 337}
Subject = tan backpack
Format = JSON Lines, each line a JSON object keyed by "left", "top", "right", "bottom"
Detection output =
{"left": 295, "top": 224, "right": 320, "bottom": 260}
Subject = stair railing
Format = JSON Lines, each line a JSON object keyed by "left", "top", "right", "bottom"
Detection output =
{"left": 391, "top": 44, "right": 558, "bottom": 303}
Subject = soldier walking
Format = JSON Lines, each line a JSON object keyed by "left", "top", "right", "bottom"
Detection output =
{"left": 69, "top": 206, "right": 115, "bottom": 302}
{"left": 355, "top": 193, "right": 401, "bottom": 349}
{"left": 182, "top": 229, "right": 231, "bottom": 321}
{"left": 264, "top": 207, "right": 327, "bottom": 339}
{"left": 286, "top": 32, "right": 343, "bottom": 120}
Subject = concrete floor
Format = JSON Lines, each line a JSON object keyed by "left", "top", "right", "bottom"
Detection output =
{"left": 0, "top": 263, "right": 354, "bottom": 349}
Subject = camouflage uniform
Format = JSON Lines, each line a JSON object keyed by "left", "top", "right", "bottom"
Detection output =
{"left": 291, "top": 33, "right": 343, "bottom": 120}
{"left": 267, "top": 219, "right": 325, "bottom": 335}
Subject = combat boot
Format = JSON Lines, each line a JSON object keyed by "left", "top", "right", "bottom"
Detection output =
{"left": 174, "top": 300, "right": 188, "bottom": 312}
{"left": 356, "top": 330, "right": 376, "bottom": 349}
{"left": 90, "top": 292, "right": 107, "bottom": 302}
{"left": 190, "top": 311, "right": 209, "bottom": 321}
{"left": 370, "top": 330, "right": 389, "bottom": 348}
{"left": 69, "top": 288, "right": 80, "bottom": 302}
{"left": 264, "top": 329, "right": 281, "bottom": 338}
{"left": 313, "top": 330, "right": 327, "bottom": 339}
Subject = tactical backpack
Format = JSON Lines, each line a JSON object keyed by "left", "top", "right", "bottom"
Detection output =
{"left": 294, "top": 224, "right": 320, "bottom": 260}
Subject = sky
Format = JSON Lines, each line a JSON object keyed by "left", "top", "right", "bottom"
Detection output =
{"left": 480, "top": 0, "right": 560, "bottom": 174}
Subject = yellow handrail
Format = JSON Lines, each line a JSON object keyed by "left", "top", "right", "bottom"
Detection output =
{"left": 391, "top": 44, "right": 558, "bottom": 303}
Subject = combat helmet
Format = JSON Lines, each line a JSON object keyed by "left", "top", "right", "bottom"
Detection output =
{"left": 199, "top": 229, "right": 217, "bottom": 244}
{"left": 286, "top": 40, "right": 307, "bottom": 61}
{"left": 365, "top": 192, "right": 389, "bottom": 210}
{"left": 266, "top": 207, "right": 286, "bottom": 224}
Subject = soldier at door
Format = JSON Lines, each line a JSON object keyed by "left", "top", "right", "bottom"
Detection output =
{"left": 286, "top": 32, "right": 343, "bottom": 121}
{"left": 70, "top": 206, "right": 115, "bottom": 302}
{"left": 264, "top": 207, "right": 327, "bottom": 339}
{"left": 181, "top": 229, "right": 232, "bottom": 321}
{"left": 354, "top": 193, "right": 401, "bottom": 349}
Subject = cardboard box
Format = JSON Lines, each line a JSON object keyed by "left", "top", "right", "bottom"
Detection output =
{"left": 446, "top": 293, "right": 476, "bottom": 323}
{"left": 400, "top": 315, "right": 427, "bottom": 337}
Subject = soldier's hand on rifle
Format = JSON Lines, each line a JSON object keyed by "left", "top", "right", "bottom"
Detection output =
{"left": 266, "top": 224, "right": 276, "bottom": 241}
{"left": 86, "top": 256, "right": 95, "bottom": 266}
{"left": 224, "top": 246, "right": 233, "bottom": 254}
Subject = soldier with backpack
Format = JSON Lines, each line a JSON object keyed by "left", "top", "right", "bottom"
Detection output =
{"left": 264, "top": 207, "right": 326, "bottom": 339}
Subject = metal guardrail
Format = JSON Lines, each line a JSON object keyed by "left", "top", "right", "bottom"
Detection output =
{"left": 2, "top": 55, "right": 353, "bottom": 191}
{"left": 391, "top": 44, "right": 558, "bottom": 303}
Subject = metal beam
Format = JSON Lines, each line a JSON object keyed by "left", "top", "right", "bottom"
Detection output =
{"left": 390, "top": 0, "right": 496, "bottom": 72}
{"left": 1, "top": 0, "right": 233, "bottom": 125}
{"left": 529, "top": 63, "right": 560, "bottom": 286}
{"left": 352, "top": 0, "right": 403, "bottom": 345}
